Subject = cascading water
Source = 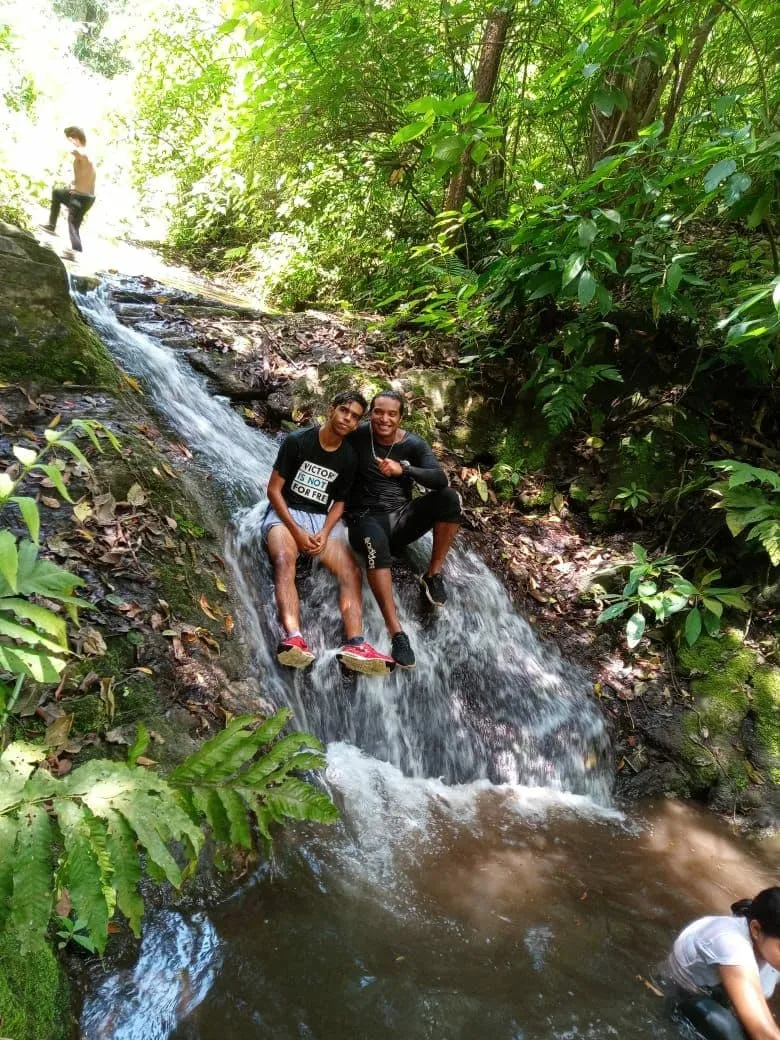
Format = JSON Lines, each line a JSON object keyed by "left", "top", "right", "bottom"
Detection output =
{"left": 76, "top": 282, "right": 610, "bottom": 797}
{"left": 71, "top": 281, "right": 769, "bottom": 1040}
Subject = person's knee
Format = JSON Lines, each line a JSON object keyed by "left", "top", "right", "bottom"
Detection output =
{"left": 433, "top": 488, "right": 462, "bottom": 524}
{"left": 269, "top": 547, "right": 297, "bottom": 576}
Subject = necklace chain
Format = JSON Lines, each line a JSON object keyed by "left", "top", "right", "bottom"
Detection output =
{"left": 370, "top": 425, "right": 395, "bottom": 461}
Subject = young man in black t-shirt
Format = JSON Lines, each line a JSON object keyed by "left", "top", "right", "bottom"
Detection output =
{"left": 345, "top": 389, "right": 462, "bottom": 669}
{"left": 262, "top": 390, "right": 395, "bottom": 676}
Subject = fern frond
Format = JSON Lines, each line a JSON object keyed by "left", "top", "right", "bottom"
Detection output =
{"left": 169, "top": 709, "right": 293, "bottom": 784}
{"left": 189, "top": 787, "right": 231, "bottom": 843}
{"left": 11, "top": 804, "right": 53, "bottom": 956}
{"left": 104, "top": 809, "right": 144, "bottom": 937}
{"left": 54, "top": 800, "right": 111, "bottom": 954}
{"left": 0, "top": 816, "right": 18, "bottom": 928}
{"left": 216, "top": 788, "right": 252, "bottom": 849}
{"left": 254, "top": 779, "right": 340, "bottom": 825}
{"left": 239, "top": 734, "right": 325, "bottom": 786}
{"left": 745, "top": 519, "right": 780, "bottom": 565}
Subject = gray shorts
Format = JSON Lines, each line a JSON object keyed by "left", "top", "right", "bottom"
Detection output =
{"left": 260, "top": 506, "right": 327, "bottom": 546}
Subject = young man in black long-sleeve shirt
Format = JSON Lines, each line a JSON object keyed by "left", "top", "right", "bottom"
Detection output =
{"left": 345, "top": 390, "right": 462, "bottom": 669}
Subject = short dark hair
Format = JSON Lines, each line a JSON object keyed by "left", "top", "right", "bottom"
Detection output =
{"left": 331, "top": 389, "right": 367, "bottom": 413}
{"left": 64, "top": 126, "right": 86, "bottom": 145}
{"left": 370, "top": 389, "right": 405, "bottom": 416}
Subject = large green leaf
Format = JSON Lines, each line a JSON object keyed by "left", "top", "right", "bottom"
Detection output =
{"left": 10, "top": 497, "right": 40, "bottom": 543}
{"left": 0, "top": 531, "right": 19, "bottom": 593}
{"left": 703, "top": 158, "right": 736, "bottom": 193}
{"left": 578, "top": 270, "right": 597, "bottom": 308}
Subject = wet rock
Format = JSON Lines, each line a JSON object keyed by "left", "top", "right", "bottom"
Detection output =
{"left": 267, "top": 388, "right": 294, "bottom": 420}
{"left": 615, "top": 761, "right": 690, "bottom": 799}
{"left": 0, "top": 221, "right": 118, "bottom": 387}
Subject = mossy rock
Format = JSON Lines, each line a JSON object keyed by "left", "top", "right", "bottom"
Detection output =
{"left": 0, "top": 931, "right": 70, "bottom": 1040}
{"left": 679, "top": 632, "right": 780, "bottom": 794}
{"left": 751, "top": 665, "right": 780, "bottom": 783}
{"left": 490, "top": 418, "right": 550, "bottom": 499}
{"left": 0, "top": 222, "right": 120, "bottom": 388}
{"left": 292, "top": 364, "right": 385, "bottom": 421}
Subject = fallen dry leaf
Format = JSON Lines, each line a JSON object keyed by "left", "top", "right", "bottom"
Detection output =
{"left": 199, "top": 594, "right": 221, "bottom": 621}
{"left": 55, "top": 889, "right": 72, "bottom": 918}
{"left": 45, "top": 714, "right": 74, "bottom": 748}
{"left": 80, "top": 627, "right": 108, "bottom": 657}
{"left": 126, "top": 482, "right": 148, "bottom": 507}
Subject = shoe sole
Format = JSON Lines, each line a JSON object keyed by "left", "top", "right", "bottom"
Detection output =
{"left": 277, "top": 646, "right": 316, "bottom": 669}
{"left": 420, "top": 577, "right": 446, "bottom": 608}
{"left": 337, "top": 652, "right": 395, "bottom": 676}
{"left": 392, "top": 657, "right": 416, "bottom": 670}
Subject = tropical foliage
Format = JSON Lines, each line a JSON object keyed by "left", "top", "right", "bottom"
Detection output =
{"left": 0, "top": 711, "right": 336, "bottom": 956}
{"left": 0, "top": 418, "right": 337, "bottom": 958}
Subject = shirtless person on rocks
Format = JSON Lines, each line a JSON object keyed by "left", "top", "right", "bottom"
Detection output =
{"left": 345, "top": 389, "right": 463, "bottom": 670}
{"left": 40, "top": 126, "right": 96, "bottom": 257}
{"left": 263, "top": 390, "right": 395, "bottom": 676}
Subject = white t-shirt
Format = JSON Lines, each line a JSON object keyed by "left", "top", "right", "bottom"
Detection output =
{"left": 667, "top": 914, "right": 779, "bottom": 997}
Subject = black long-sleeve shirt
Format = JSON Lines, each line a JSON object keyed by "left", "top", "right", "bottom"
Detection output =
{"left": 345, "top": 424, "right": 447, "bottom": 515}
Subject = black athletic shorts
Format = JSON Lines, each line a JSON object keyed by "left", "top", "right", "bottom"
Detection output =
{"left": 347, "top": 488, "right": 462, "bottom": 569}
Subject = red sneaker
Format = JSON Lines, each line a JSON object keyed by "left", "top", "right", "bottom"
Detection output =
{"left": 336, "top": 640, "right": 395, "bottom": 676}
{"left": 276, "top": 635, "right": 316, "bottom": 669}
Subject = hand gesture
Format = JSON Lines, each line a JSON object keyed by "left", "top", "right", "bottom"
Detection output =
{"left": 376, "top": 457, "right": 403, "bottom": 477}
{"left": 293, "top": 526, "right": 318, "bottom": 554}
{"left": 306, "top": 530, "right": 329, "bottom": 557}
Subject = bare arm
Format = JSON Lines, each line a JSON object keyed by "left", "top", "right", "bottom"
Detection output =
{"left": 719, "top": 964, "right": 780, "bottom": 1040}
{"left": 267, "top": 471, "right": 317, "bottom": 553}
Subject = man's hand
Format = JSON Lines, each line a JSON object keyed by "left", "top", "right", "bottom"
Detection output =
{"left": 306, "top": 530, "right": 330, "bottom": 557}
{"left": 377, "top": 457, "right": 404, "bottom": 477}
{"left": 293, "top": 526, "right": 319, "bottom": 554}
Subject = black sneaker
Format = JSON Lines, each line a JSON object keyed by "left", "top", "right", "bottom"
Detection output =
{"left": 420, "top": 572, "right": 447, "bottom": 607}
{"left": 391, "top": 631, "right": 416, "bottom": 669}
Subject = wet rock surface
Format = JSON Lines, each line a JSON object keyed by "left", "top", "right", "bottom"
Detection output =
{"left": 0, "top": 222, "right": 118, "bottom": 387}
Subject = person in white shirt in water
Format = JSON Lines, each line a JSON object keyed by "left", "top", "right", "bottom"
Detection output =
{"left": 663, "top": 886, "right": 780, "bottom": 1040}
{"left": 262, "top": 390, "right": 395, "bottom": 676}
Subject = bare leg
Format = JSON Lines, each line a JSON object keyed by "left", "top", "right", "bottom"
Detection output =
{"left": 266, "top": 526, "right": 300, "bottom": 635}
{"left": 317, "top": 539, "right": 363, "bottom": 640}
{"left": 426, "top": 521, "right": 460, "bottom": 576}
{"left": 366, "top": 567, "right": 402, "bottom": 637}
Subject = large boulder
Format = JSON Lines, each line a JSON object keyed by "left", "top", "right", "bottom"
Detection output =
{"left": 291, "top": 362, "right": 505, "bottom": 458}
{"left": 0, "top": 222, "right": 118, "bottom": 387}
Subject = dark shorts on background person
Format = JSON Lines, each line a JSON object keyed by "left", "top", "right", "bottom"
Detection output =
{"left": 347, "top": 488, "right": 462, "bottom": 569}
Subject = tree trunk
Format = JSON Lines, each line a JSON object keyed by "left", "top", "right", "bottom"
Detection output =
{"left": 663, "top": 6, "right": 721, "bottom": 135}
{"left": 587, "top": 3, "right": 722, "bottom": 169}
{"left": 444, "top": 6, "right": 513, "bottom": 216}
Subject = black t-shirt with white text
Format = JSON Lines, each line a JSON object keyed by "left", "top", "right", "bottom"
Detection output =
{"left": 272, "top": 426, "right": 357, "bottom": 514}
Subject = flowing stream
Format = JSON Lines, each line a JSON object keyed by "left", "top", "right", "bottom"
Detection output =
{"left": 74, "top": 284, "right": 778, "bottom": 1040}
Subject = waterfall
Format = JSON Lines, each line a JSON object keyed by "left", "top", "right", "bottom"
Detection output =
{"left": 76, "top": 281, "right": 609, "bottom": 796}
{"left": 74, "top": 280, "right": 615, "bottom": 1038}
